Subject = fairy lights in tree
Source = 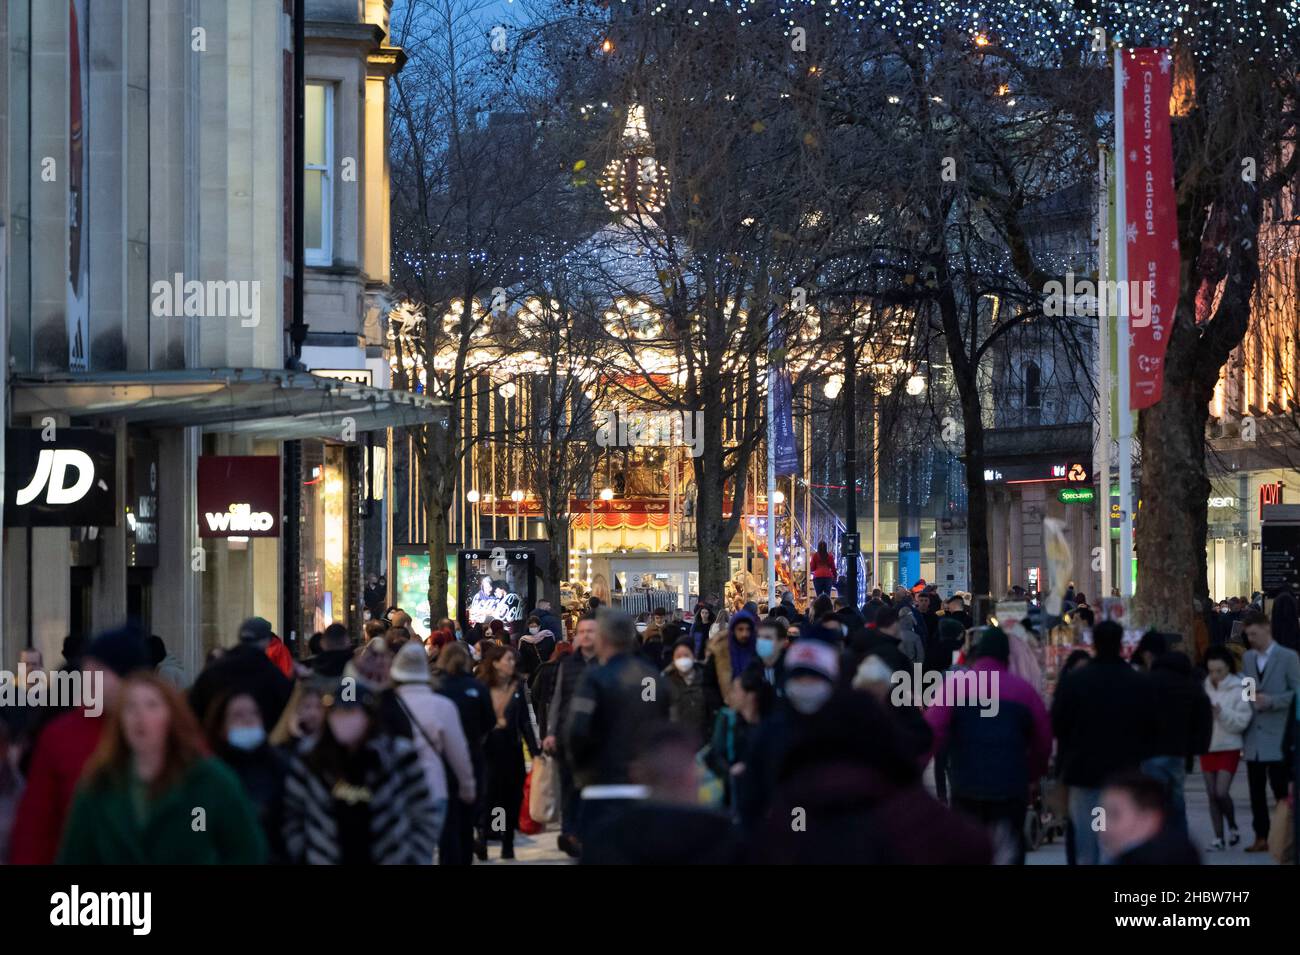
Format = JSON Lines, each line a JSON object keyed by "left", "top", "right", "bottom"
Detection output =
{"left": 617, "top": 0, "right": 1299, "bottom": 62}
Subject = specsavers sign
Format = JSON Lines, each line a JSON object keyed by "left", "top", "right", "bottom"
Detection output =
{"left": 197, "top": 455, "right": 281, "bottom": 538}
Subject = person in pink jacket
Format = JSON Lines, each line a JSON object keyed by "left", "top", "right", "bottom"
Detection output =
{"left": 923, "top": 628, "right": 1052, "bottom": 864}
{"left": 390, "top": 642, "right": 476, "bottom": 860}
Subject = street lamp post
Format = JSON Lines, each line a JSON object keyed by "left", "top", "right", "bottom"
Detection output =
{"left": 590, "top": 486, "right": 613, "bottom": 584}
{"left": 511, "top": 489, "right": 524, "bottom": 540}
{"left": 466, "top": 489, "right": 480, "bottom": 548}
{"left": 843, "top": 335, "right": 858, "bottom": 604}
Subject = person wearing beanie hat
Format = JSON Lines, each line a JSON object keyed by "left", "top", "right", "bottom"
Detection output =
{"left": 390, "top": 642, "right": 476, "bottom": 856}
{"left": 924, "top": 625, "right": 1051, "bottom": 864}
{"left": 84, "top": 625, "right": 150, "bottom": 678}
{"left": 7, "top": 624, "right": 147, "bottom": 863}
{"left": 782, "top": 638, "right": 840, "bottom": 715}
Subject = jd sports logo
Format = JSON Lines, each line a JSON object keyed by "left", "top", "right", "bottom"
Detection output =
{"left": 16, "top": 449, "right": 101, "bottom": 505}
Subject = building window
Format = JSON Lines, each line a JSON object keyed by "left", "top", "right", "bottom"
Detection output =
{"left": 305, "top": 83, "right": 334, "bottom": 266}
{"left": 1024, "top": 362, "right": 1042, "bottom": 409}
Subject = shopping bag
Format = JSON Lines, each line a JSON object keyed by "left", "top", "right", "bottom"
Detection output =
{"left": 529, "top": 753, "right": 560, "bottom": 824}
{"left": 519, "top": 770, "right": 544, "bottom": 835}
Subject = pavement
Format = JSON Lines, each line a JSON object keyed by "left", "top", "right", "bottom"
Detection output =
{"left": 1022, "top": 765, "right": 1279, "bottom": 866}
{"left": 478, "top": 762, "right": 1285, "bottom": 865}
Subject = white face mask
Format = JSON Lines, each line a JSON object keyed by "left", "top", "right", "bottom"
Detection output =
{"left": 529, "top": 626, "right": 539, "bottom": 635}
{"left": 673, "top": 656, "right": 695, "bottom": 674}
{"left": 786, "top": 680, "right": 833, "bottom": 715}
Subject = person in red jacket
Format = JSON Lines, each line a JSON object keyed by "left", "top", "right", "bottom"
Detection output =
{"left": 265, "top": 631, "right": 295, "bottom": 678}
{"left": 810, "top": 541, "right": 837, "bottom": 598}
{"left": 8, "top": 626, "right": 147, "bottom": 864}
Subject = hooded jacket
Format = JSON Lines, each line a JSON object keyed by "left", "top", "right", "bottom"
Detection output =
{"left": 706, "top": 610, "right": 758, "bottom": 708}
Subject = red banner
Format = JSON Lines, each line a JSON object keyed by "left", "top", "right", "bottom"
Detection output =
{"left": 1120, "top": 48, "right": 1178, "bottom": 410}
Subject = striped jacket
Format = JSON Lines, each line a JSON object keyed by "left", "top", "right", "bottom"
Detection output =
{"left": 283, "top": 735, "right": 438, "bottom": 865}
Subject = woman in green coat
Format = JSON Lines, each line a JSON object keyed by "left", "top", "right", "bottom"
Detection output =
{"left": 58, "top": 672, "right": 267, "bottom": 865}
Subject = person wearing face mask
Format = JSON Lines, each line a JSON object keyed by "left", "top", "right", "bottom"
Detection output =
{"left": 282, "top": 685, "right": 438, "bottom": 865}
{"left": 517, "top": 619, "right": 555, "bottom": 678}
{"left": 738, "top": 628, "right": 843, "bottom": 833}
{"left": 750, "top": 683, "right": 992, "bottom": 865}
{"left": 206, "top": 690, "right": 289, "bottom": 862}
{"left": 755, "top": 618, "right": 790, "bottom": 694}
{"left": 663, "top": 639, "right": 720, "bottom": 744}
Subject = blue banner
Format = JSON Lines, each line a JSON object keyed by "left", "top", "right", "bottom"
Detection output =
{"left": 899, "top": 536, "right": 921, "bottom": 590}
{"left": 770, "top": 327, "right": 798, "bottom": 477}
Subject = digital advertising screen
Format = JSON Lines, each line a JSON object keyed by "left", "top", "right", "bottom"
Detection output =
{"left": 393, "top": 547, "right": 457, "bottom": 640}
{"left": 458, "top": 547, "right": 536, "bottom": 631}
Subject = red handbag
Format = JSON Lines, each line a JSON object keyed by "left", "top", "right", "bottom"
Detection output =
{"left": 519, "top": 769, "right": 544, "bottom": 835}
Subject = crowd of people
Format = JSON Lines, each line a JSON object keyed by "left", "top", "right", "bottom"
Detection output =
{"left": 0, "top": 577, "right": 1296, "bottom": 866}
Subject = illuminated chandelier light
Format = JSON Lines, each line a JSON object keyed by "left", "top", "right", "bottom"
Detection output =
{"left": 600, "top": 103, "right": 671, "bottom": 216}
{"left": 603, "top": 297, "right": 665, "bottom": 340}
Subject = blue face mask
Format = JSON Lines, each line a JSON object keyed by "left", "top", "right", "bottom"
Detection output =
{"left": 227, "top": 725, "right": 266, "bottom": 752}
{"left": 757, "top": 637, "right": 777, "bottom": 660}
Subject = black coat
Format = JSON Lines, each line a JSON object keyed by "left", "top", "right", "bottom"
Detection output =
{"left": 1148, "top": 653, "right": 1214, "bottom": 757}
{"left": 517, "top": 636, "right": 555, "bottom": 678}
{"left": 547, "top": 649, "right": 596, "bottom": 742}
{"left": 581, "top": 803, "right": 743, "bottom": 864}
{"left": 1114, "top": 825, "right": 1201, "bottom": 865}
{"left": 218, "top": 742, "right": 289, "bottom": 862}
{"left": 564, "top": 653, "right": 671, "bottom": 789}
{"left": 529, "top": 658, "right": 561, "bottom": 735}
{"left": 663, "top": 664, "right": 719, "bottom": 745}
{"left": 309, "top": 647, "right": 355, "bottom": 678}
{"left": 435, "top": 672, "right": 495, "bottom": 775}
{"left": 190, "top": 645, "right": 293, "bottom": 730}
{"left": 1051, "top": 656, "right": 1159, "bottom": 788}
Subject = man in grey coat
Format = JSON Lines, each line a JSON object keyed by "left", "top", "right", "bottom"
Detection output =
{"left": 1240, "top": 610, "right": 1300, "bottom": 851}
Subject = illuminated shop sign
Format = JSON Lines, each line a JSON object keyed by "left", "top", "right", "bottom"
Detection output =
{"left": 197, "top": 456, "right": 281, "bottom": 538}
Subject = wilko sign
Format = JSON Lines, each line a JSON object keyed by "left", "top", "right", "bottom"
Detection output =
{"left": 197, "top": 456, "right": 281, "bottom": 538}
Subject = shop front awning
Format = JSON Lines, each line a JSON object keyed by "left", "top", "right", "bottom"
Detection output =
{"left": 11, "top": 368, "right": 446, "bottom": 440}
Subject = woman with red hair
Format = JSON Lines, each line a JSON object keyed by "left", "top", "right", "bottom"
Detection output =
{"left": 57, "top": 672, "right": 267, "bottom": 864}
